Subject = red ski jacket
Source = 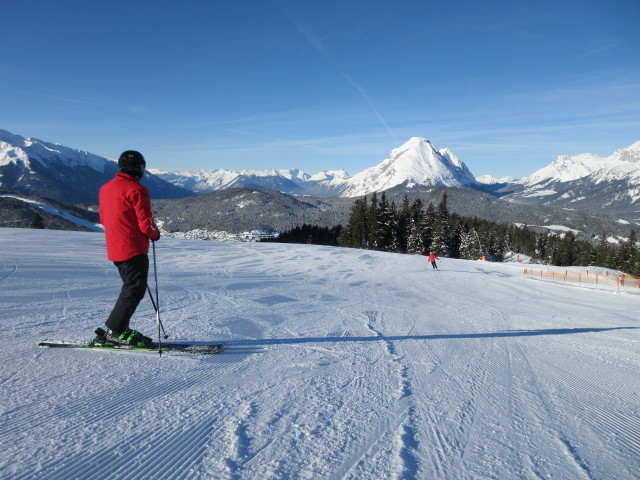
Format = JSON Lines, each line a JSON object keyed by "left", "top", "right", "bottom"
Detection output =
{"left": 99, "top": 172, "right": 159, "bottom": 262}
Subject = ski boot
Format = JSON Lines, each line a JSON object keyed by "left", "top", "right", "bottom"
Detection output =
{"left": 94, "top": 327, "right": 153, "bottom": 347}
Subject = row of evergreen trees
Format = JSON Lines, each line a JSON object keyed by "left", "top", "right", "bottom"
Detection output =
{"left": 261, "top": 224, "right": 342, "bottom": 246}
{"left": 334, "top": 192, "right": 640, "bottom": 276}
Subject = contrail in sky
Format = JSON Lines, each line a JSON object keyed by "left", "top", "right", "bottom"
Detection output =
{"left": 340, "top": 72, "right": 397, "bottom": 142}
{"left": 281, "top": 4, "right": 397, "bottom": 142}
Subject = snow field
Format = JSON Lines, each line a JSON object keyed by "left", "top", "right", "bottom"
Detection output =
{"left": 0, "top": 228, "right": 638, "bottom": 479}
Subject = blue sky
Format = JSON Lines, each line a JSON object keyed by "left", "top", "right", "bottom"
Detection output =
{"left": 1, "top": 0, "right": 639, "bottom": 178}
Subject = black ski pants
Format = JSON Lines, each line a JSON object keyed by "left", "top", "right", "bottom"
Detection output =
{"left": 106, "top": 254, "right": 149, "bottom": 333}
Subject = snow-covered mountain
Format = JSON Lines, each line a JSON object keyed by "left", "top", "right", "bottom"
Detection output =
{"left": 4, "top": 128, "right": 482, "bottom": 202}
{"left": 2, "top": 127, "right": 639, "bottom": 223}
{"left": 501, "top": 142, "right": 640, "bottom": 217}
{"left": 300, "top": 169, "right": 352, "bottom": 197}
{"left": 0, "top": 128, "right": 110, "bottom": 174}
{"left": 341, "top": 137, "right": 478, "bottom": 197}
{"left": 476, "top": 174, "right": 513, "bottom": 185}
{"left": 149, "top": 167, "right": 352, "bottom": 197}
{"left": 519, "top": 141, "right": 640, "bottom": 189}
{"left": 150, "top": 137, "right": 479, "bottom": 198}
{"left": 147, "top": 168, "right": 310, "bottom": 195}
{"left": 0, "top": 129, "right": 191, "bottom": 204}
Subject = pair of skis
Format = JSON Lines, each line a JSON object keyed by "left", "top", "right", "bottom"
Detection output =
{"left": 38, "top": 339, "right": 224, "bottom": 356}
{"left": 39, "top": 242, "right": 224, "bottom": 356}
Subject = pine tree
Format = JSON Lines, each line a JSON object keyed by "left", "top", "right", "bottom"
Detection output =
{"left": 615, "top": 230, "right": 639, "bottom": 275}
{"left": 553, "top": 232, "right": 578, "bottom": 266}
{"left": 449, "top": 222, "right": 463, "bottom": 259}
{"left": 459, "top": 227, "right": 478, "bottom": 260}
{"left": 388, "top": 201, "right": 400, "bottom": 252}
{"left": 492, "top": 225, "right": 508, "bottom": 261}
{"left": 410, "top": 198, "right": 424, "bottom": 220}
{"left": 535, "top": 233, "right": 548, "bottom": 263}
{"left": 338, "top": 196, "right": 369, "bottom": 248}
{"left": 431, "top": 194, "right": 449, "bottom": 256}
{"left": 483, "top": 228, "right": 498, "bottom": 260}
{"left": 396, "top": 195, "right": 411, "bottom": 253}
{"left": 575, "top": 241, "right": 594, "bottom": 266}
{"left": 420, "top": 203, "right": 436, "bottom": 253}
{"left": 511, "top": 225, "right": 537, "bottom": 259}
{"left": 368, "top": 192, "right": 379, "bottom": 249}
{"left": 336, "top": 223, "right": 352, "bottom": 247}
{"left": 406, "top": 217, "right": 423, "bottom": 253}
{"left": 376, "top": 192, "right": 395, "bottom": 251}
{"left": 630, "top": 230, "right": 640, "bottom": 277}
{"left": 31, "top": 213, "right": 45, "bottom": 229}
{"left": 594, "top": 233, "right": 613, "bottom": 269}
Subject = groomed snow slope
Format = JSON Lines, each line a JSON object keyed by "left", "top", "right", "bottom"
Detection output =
{"left": 1, "top": 229, "right": 638, "bottom": 479}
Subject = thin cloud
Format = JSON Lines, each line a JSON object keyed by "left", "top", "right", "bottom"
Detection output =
{"left": 19, "top": 89, "right": 103, "bottom": 108}
{"left": 579, "top": 40, "right": 626, "bottom": 58}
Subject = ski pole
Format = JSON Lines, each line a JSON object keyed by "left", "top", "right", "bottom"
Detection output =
{"left": 150, "top": 240, "right": 169, "bottom": 344}
{"left": 147, "top": 285, "right": 168, "bottom": 338}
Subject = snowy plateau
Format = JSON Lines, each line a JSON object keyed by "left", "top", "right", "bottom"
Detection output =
{"left": 1, "top": 228, "right": 638, "bottom": 479}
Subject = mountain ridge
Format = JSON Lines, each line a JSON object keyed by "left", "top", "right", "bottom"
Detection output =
{"left": 148, "top": 136, "right": 483, "bottom": 198}
{"left": 496, "top": 141, "right": 640, "bottom": 219}
{"left": 1, "top": 128, "right": 638, "bottom": 233}
{"left": 0, "top": 129, "right": 192, "bottom": 204}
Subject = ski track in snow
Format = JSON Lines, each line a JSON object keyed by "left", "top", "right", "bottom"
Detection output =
{"left": 0, "top": 228, "right": 639, "bottom": 479}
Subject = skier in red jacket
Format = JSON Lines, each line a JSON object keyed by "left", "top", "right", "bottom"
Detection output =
{"left": 429, "top": 252, "right": 439, "bottom": 269}
{"left": 95, "top": 150, "right": 160, "bottom": 347}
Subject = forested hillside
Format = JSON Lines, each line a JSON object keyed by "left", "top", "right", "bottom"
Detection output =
{"left": 275, "top": 191, "right": 640, "bottom": 276}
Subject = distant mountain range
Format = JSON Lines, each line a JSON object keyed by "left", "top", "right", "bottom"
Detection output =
{"left": 148, "top": 137, "right": 481, "bottom": 198}
{"left": 490, "top": 142, "right": 640, "bottom": 220}
{"left": 149, "top": 167, "right": 351, "bottom": 198}
{"left": 149, "top": 137, "right": 640, "bottom": 225}
{"left": 0, "top": 129, "right": 191, "bottom": 204}
{"left": 1, "top": 127, "right": 638, "bottom": 238}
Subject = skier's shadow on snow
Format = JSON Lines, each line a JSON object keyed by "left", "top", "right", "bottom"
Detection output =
{"left": 227, "top": 326, "right": 638, "bottom": 347}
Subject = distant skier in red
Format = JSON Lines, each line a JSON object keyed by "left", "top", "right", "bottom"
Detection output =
{"left": 96, "top": 150, "right": 160, "bottom": 347}
{"left": 429, "top": 252, "right": 439, "bottom": 269}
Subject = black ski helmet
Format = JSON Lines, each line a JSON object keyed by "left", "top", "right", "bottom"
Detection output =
{"left": 118, "top": 150, "right": 146, "bottom": 177}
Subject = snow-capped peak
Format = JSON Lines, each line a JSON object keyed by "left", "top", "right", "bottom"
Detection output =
{"left": 308, "top": 169, "right": 350, "bottom": 182}
{"left": 523, "top": 141, "right": 640, "bottom": 186}
{"left": 0, "top": 128, "right": 112, "bottom": 172}
{"left": 151, "top": 137, "right": 480, "bottom": 198}
{"left": 341, "top": 137, "right": 477, "bottom": 197}
{"left": 273, "top": 168, "right": 310, "bottom": 184}
{"left": 476, "top": 174, "right": 513, "bottom": 185}
{"left": 524, "top": 153, "right": 607, "bottom": 185}
{"left": 609, "top": 141, "right": 640, "bottom": 164}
